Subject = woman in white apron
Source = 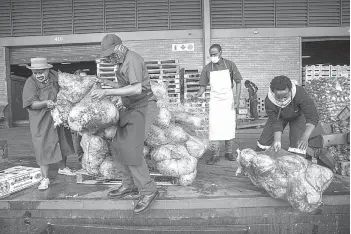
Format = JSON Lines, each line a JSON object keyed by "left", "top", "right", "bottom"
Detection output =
{"left": 194, "top": 44, "right": 243, "bottom": 165}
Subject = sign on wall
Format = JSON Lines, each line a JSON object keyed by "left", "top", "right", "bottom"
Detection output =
{"left": 172, "top": 43, "right": 195, "bottom": 52}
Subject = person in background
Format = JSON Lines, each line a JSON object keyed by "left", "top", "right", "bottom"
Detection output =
{"left": 91, "top": 34, "right": 159, "bottom": 214}
{"left": 23, "top": 58, "right": 76, "bottom": 190}
{"left": 244, "top": 80, "right": 259, "bottom": 121}
{"left": 194, "top": 44, "right": 242, "bottom": 164}
{"left": 257, "top": 75, "right": 319, "bottom": 155}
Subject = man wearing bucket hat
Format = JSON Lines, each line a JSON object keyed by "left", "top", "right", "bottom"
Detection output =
{"left": 91, "top": 34, "right": 159, "bottom": 214}
{"left": 23, "top": 58, "right": 75, "bottom": 190}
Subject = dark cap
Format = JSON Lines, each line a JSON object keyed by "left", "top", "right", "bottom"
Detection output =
{"left": 100, "top": 34, "right": 122, "bottom": 57}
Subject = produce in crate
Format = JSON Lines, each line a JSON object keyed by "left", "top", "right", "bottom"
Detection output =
{"left": 305, "top": 76, "right": 350, "bottom": 177}
{"left": 305, "top": 77, "right": 350, "bottom": 123}
{"left": 236, "top": 148, "right": 334, "bottom": 212}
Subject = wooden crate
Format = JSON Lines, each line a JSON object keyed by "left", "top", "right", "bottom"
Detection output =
{"left": 303, "top": 65, "right": 350, "bottom": 82}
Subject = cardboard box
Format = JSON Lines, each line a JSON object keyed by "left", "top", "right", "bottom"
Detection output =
{"left": 238, "top": 108, "right": 248, "bottom": 115}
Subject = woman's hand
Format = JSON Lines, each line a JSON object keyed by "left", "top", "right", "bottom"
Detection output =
{"left": 297, "top": 136, "right": 309, "bottom": 151}
{"left": 91, "top": 89, "right": 107, "bottom": 101}
{"left": 273, "top": 141, "right": 281, "bottom": 152}
{"left": 46, "top": 100, "right": 55, "bottom": 109}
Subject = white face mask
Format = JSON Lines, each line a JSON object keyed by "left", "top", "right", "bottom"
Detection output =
{"left": 210, "top": 56, "right": 220, "bottom": 64}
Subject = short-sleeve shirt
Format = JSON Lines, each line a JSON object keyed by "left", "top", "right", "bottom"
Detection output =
{"left": 199, "top": 58, "right": 242, "bottom": 87}
{"left": 115, "top": 50, "right": 153, "bottom": 107}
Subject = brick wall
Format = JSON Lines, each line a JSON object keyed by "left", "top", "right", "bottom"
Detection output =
{"left": 211, "top": 37, "right": 301, "bottom": 100}
{"left": 124, "top": 39, "right": 204, "bottom": 70}
{"left": 0, "top": 47, "right": 8, "bottom": 104}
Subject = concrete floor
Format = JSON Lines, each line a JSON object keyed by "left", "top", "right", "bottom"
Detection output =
{"left": 0, "top": 126, "right": 349, "bottom": 202}
{"left": 0, "top": 126, "right": 350, "bottom": 234}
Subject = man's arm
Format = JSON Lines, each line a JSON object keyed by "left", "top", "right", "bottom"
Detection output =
{"left": 98, "top": 79, "right": 119, "bottom": 88}
{"left": 105, "top": 83, "right": 142, "bottom": 96}
{"left": 194, "top": 86, "right": 206, "bottom": 98}
{"left": 194, "top": 67, "right": 209, "bottom": 98}
{"left": 30, "top": 100, "right": 54, "bottom": 110}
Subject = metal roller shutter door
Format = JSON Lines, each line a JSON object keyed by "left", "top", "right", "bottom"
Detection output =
{"left": 9, "top": 44, "right": 100, "bottom": 65}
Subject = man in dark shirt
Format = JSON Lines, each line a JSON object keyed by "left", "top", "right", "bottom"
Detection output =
{"left": 91, "top": 34, "right": 159, "bottom": 214}
{"left": 194, "top": 44, "right": 242, "bottom": 164}
{"left": 244, "top": 80, "right": 259, "bottom": 120}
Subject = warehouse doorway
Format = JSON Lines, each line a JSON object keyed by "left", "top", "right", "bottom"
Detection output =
{"left": 302, "top": 39, "right": 350, "bottom": 66}
{"left": 301, "top": 38, "right": 350, "bottom": 85}
{"left": 10, "top": 61, "right": 97, "bottom": 123}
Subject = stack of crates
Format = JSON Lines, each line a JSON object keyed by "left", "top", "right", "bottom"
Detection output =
{"left": 146, "top": 59, "right": 181, "bottom": 103}
{"left": 302, "top": 64, "right": 350, "bottom": 84}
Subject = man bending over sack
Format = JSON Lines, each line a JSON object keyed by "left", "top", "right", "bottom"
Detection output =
{"left": 91, "top": 34, "right": 159, "bottom": 214}
{"left": 257, "top": 75, "right": 319, "bottom": 155}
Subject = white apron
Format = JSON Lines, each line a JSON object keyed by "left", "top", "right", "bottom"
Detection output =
{"left": 208, "top": 62, "right": 236, "bottom": 141}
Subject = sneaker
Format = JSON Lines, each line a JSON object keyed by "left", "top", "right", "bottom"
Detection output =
{"left": 58, "top": 167, "right": 76, "bottom": 176}
{"left": 38, "top": 178, "right": 50, "bottom": 190}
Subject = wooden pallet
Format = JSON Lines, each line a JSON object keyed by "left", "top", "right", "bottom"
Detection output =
{"left": 76, "top": 169, "right": 179, "bottom": 186}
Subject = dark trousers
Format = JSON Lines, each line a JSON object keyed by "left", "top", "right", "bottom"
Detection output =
{"left": 250, "top": 99, "right": 259, "bottom": 120}
{"left": 209, "top": 140, "right": 233, "bottom": 157}
{"left": 257, "top": 114, "right": 306, "bottom": 151}
{"left": 120, "top": 100, "right": 159, "bottom": 195}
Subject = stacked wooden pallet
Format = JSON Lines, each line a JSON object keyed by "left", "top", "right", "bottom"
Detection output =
{"left": 146, "top": 59, "right": 181, "bottom": 103}
{"left": 96, "top": 58, "right": 181, "bottom": 103}
{"left": 183, "top": 69, "right": 210, "bottom": 101}
{"left": 303, "top": 64, "right": 350, "bottom": 83}
{"left": 96, "top": 58, "right": 117, "bottom": 89}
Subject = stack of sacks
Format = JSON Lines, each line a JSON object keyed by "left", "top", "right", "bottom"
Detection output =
{"left": 145, "top": 81, "right": 209, "bottom": 186}
{"left": 52, "top": 74, "right": 208, "bottom": 186}
{"left": 51, "top": 72, "right": 121, "bottom": 179}
{"left": 236, "top": 148, "right": 334, "bottom": 212}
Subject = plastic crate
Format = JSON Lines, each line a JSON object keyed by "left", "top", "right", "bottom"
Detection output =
{"left": 337, "top": 106, "right": 350, "bottom": 121}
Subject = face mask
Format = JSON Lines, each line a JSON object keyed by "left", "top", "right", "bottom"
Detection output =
{"left": 210, "top": 56, "right": 220, "bottom": 64}
{"left": 35, "top": 73, "right": 48, "bottom": 83}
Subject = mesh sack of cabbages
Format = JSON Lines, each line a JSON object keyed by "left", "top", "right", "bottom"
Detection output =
{"left": 305, "top": 77, "right": 350, "bottom": 124}
{"left": 145, "top": 81, "right": 209, "bottom": 186}
{"left": 50, "top": 72, "right": 123, "bottom": 179}
{"left": 236, "top": 148, "right": 334, "bottom": 212}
